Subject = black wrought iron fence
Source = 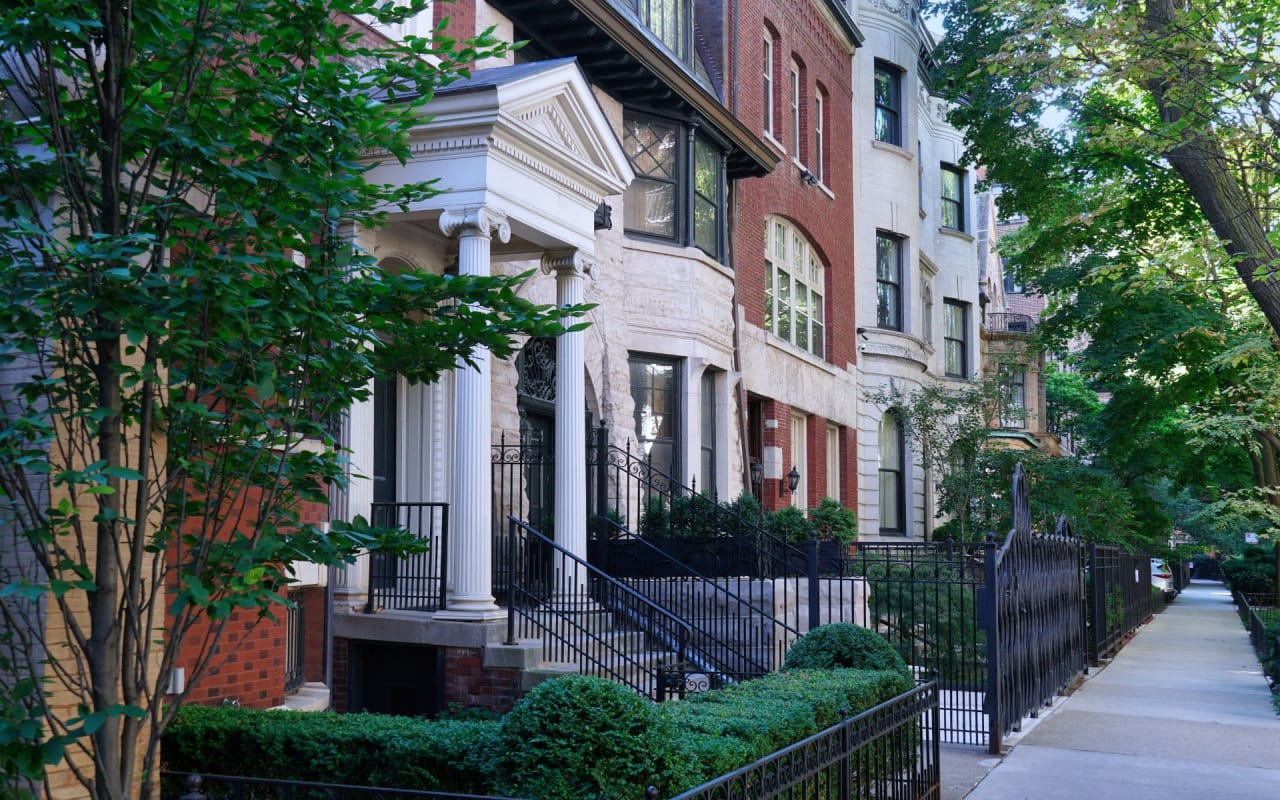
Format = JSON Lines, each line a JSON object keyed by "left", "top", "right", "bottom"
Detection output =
{"left": 1086, "top": 543, "right": 1153, "bottom": 663}
{"left": 502, "top": 516, "right": 694, "bottom": 700}
{"left": 1234, "top": 592, "right": 1280, "bottom": 683}
{"left": 844, "top": 541, "right": 991, "bottom": 746}
{"left": 365, "top": 502, "right": 448, "bottom": 613}
{"left": 284, "top": 590, "right": 305, "bottom": 693}
{"left": 986, "top": 469, "right": 1086, "bottom": 751}
{"left": 661, "top": 678, "right": 941, "bottom": 800}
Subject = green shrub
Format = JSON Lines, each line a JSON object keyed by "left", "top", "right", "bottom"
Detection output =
{"left": 765, "top": 505, "right": 813, "bottom": 544}
{"left": 1222, "top": 545, "right": 1277, "bottom": 596}
{"left": 661, "top": 668, "right": 912, "bottom": 786}
{"left": 163, "top": 705, "right": 501, "bottom": 794}
{"left": 492, "top": 675, "right": 692, "bottom": 800}
{"left": 808, "top": 498, "right": 858, "bottom": 545}
{"left": 782, "top": 623, "right": 911, "bottom": 680}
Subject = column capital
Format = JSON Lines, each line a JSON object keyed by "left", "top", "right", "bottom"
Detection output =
{"left": 540, "top": 249, "right": 594, "bottom": 279}
{"left": 440, "top": 206, "right": 511, "bottom": 243}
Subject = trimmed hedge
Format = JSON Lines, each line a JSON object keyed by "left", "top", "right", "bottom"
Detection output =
{"left": 164, "top": 668, "right": 914, "bottom": 800}
{"left": 163, "top": 706, "right": 501, "bottom": 793}
{"left": 661, "top": 668, "right": 912, "bottom": 783}
{"left": 782, "top": 623, "right": 911, "bottom": 680}
{"left": 491, "top": 675, "right": 694, "bottom": 800}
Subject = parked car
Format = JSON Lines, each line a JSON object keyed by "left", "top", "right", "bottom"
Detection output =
{"left": 1150, "top": 558, "right": 1178, "bottom": 601}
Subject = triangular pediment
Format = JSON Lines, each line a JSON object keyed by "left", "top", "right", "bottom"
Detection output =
{"left": 490, "top": 59, "right": 634, "bottom": 198}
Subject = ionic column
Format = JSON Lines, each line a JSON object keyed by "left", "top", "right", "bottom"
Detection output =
{"left": 435, "top": 206, "right": 510, "bottom": 622}
{"left": 541, "top": 251, "right": 592, "bottom": 603}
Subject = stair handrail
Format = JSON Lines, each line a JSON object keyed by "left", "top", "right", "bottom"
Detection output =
{"left": 503, "top": 516, "right": 693, "bottom": 699}
{"left": 598, "top": 436, "right": 810, "bottom": 573}
{"left": 598, "top": 515, "right": 803, "bottom": 682}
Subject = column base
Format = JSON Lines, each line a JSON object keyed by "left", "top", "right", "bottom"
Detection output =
{"left": 435, "top": 601, "right": 508, "bottom": 623}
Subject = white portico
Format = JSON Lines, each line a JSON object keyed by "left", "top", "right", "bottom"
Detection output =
{"left": 343, "top": 58, "right": 633, "bottom": 622}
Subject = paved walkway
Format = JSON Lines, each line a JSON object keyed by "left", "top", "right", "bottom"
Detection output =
{"left": 952, "top": 580, "right": 1280, "bottom": 799}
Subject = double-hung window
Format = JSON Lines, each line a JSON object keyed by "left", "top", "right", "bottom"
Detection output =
{"left": 941, "top": 165, "right": 966, "bottom": 231}
{"left": 762, "top": 32, "right": 775, "bottom": 137}
{"left": 814, "top": 88, "right": 826, "bottom": 184}
{"left": 999, "top": 366, "right": 1027, "bottom": 428}
{"left": 874, "top": 61, "right": 903, "bottom": 146}
{"left": 943, "top": 300, "right": 968, "bottom": 378}
{"left": 623, "top": 113, "right": 726, "bottom": 260}
{"left": 630, "top": 355, "right": 681, "bottom": 481}
{"left": 875, "top": 232, "right": 903, "bottom": 331}
{"left": 765, "top": 217, "right": 826, "bottom": 358}
{"left": 790, "top": 60, "right": 802, "bottom": 160}
{"left": 638, "top": 0, "right": 692, "bottom": 65}
{"left": 879, "top": 412, "right": 904, "bottom": 534}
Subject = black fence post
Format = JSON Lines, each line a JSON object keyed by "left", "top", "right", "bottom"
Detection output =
{"left": 806, "top": 536, "right": 820, "bottom": 631}
{"left": 979, "top": 539, "right": 1002, "bottom": 754}
{"left": 593, "top": 423, "right": 610, "bottom": 573}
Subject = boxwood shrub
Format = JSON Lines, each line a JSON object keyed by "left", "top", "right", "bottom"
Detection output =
{"left": 164, "top": 705, "right": 501, "bottom": 794}
{"left": 165, "top": 668, "right": 914, "bottom": 800}
{"left": 782, "top": 623, "right": 911, "bottom": 680}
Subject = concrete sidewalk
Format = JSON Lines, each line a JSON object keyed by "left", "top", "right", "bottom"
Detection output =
{"left": 957, "top": 581, "right": 1280, "bottom": 799}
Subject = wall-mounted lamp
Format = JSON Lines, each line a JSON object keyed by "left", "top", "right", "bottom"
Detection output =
{"left": 780, "top": 465, "right": 801, "bottom": 497}
{"left": 799, "top": 168, "right": 819, "bottom": 186}
{"left": 749, "top": 459, "right": 764, "bottom": 494}
{"left": 856, "top": 326, "right": 869, "bottom": 340}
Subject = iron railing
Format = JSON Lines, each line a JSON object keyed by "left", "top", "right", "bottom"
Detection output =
{"left": 1086, "top": 542, "right": 1153, "bottom": 664}
{"left": 844, "top": 541, "right": 991, "bottom": 746}
{"left": 985, "top": 470, "right": 1086, "bottom": 751}
{"left": 284, "top": 590, "right": 305, "bottom": 693}
{"left": 985, "top": 312, "right": 1035, "bottom": 334}
{"left": 1234, "top": 592, "right": 1280, "bottom": 683}
{"left": 662, "top": 678, "right": 941, "bottom": 800}
{"left": 502, "top": 517, "right": 694, "bottom": 700}
{"left": 162, "top": 772, "right": 526, "bottom": 800}
{"left": 593, "top": 516, "right": 802, "bottom": 685}
{"left": 365, "top": 502, "right": 449, "bottom": 613}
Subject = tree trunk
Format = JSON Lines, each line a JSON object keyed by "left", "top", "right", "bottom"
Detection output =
{"left": 1143, "top": 0, "right": 1280, "bottom": 341}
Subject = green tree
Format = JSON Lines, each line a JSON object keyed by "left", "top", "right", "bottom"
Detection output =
{"left": 0, "top": 3, "right": 583, "bottom": 799}
{"left": 933, "top": 0, "right": 1280, "bottom": 340}
{"left": 864, "top": 378, "right": 999, "bottom": 541}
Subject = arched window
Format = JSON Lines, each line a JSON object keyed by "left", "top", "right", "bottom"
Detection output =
{"left": 764, "top": 217, "right": 825, "bottom": 357}
{"left": 879, "top": 412, "right": 905, "bottom": 535}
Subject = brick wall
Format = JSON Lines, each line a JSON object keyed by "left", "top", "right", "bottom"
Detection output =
{"left": 443, "top": 647, "right": 523, "bottom": 714}
{"left": 733, "top": 0, "right": 857, "bottom": 371}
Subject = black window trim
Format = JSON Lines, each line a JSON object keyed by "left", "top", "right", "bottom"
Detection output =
{"left": 873, "top": 60, "right": 903, "bottom": 147}
{"left": 875, "top": 230, "right": 904, "bottom": 332}
{"left": 940, "top": 163, "right": 966, "bottom": 232}
{"left": 622, "top": 109, "right": 728, "bottom": 262}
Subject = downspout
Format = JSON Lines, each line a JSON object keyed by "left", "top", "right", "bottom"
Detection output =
{"left": 731, "top": 0, "right": 739, "bottom": 115}
{"left": 728, "top": 0, "right": 752, "bottom": 494}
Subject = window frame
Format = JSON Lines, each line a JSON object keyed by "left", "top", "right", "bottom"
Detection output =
{"left": 825, "top": 424, "right": 840, "bottom": 502}
{"left": 941, "top": 164, "right": 966, "bottom": 232}
{"left": 629, "top": 354, "right": 683, "bottom": 482}
{"left": 999, "top": 366, "right": 1027, "bottom": 429}
{"left": 637, "top": 0, "right": 692, "bottom": 65}
{"left": 875, "top": 232, "right": 903, "bottom": 331}
{"left": 878, "top": 411, "right": 905, "bottom": 535}
{"left": 790, "top": 59, "right": 802, "bottom": 161}
{"left": 622, "top": 111, "right": 727, "bottom": 261}
{"left": 762, "top": 30, "right": 775, "bottom": 138}
{"left": 790, "top": 412, "right": 809, "bottom": 511}
{"left": 765, "top": 217, "right": 827, "bottom": 358}
{"left": 873, "top": 61, "right": 903, "bottom": 146}
{"left": 814, "top": 87, "right": 826, "bottom": 184}
{"left": 699, "top": 369, "right": 718, "bottom": 495}
{"left": 943, "top": 300, "right": 968, "bottom": 378}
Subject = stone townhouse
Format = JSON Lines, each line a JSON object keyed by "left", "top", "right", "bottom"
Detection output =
{"left": 851, "top": 0, "right": 985, "bottom": 541}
